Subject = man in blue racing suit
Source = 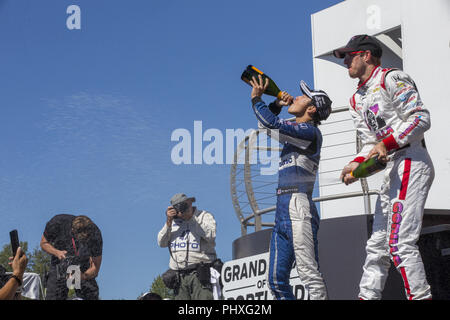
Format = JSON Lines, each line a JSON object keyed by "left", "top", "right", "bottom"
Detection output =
{"left": 249, "top": 75, "right": 332, "bottom": 300}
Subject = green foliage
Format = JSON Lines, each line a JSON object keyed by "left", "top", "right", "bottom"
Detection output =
{"left": 27, "top": 245, "right": 51, "bottom": 280}
{"left": 0, "top": 242, "right": 51, "bottom": 282}
{"left": 149, "top": 275, "right": 175, "bottom": 300}
{"left": 0, "top": 242, "right": 29, "bottom": 273}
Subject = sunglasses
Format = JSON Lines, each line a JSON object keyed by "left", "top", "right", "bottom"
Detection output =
{"left": 345, "top": 50, "right": 366, "bottom": 57}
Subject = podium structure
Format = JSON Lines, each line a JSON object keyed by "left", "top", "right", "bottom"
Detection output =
{"left": 227, "top": 0, "right": 450, "bottom": 300}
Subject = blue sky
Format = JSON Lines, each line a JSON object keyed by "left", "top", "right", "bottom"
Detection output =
{"left": 0, "top": 0, "right": 343, "bottom": 299}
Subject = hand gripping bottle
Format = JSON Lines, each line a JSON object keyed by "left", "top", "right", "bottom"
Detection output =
{"left": 351, "top": 155, "right": 387, "bottom": 179}
{"left": 241, "top": 65, "right": 283, "bottom": 99}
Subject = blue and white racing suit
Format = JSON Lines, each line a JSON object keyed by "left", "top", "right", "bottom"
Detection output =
{"left": 252, "top": 97, "right": 328, "bottom": 300}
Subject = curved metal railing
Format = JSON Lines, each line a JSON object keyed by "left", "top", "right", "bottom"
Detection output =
{"left": 230, "top": 106, "right": 379, "bottom": 235}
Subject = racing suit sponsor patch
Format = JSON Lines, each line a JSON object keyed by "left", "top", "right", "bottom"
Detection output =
{"left": 279, "top": 153, "right": 318, "bottom": 175}
{"left": 399, "top": 116, "right": 421, "bottom": 140}
{"left": 365, "top": 103, "right": 387, "bottom": 132}
{"left": 376, "top": 126, "right": 393, "bottom": 140}
{"left": 389, "top": 201, "right": 404, "bottom": 267}
{"left": 276, "top": 186, "right": 299, "bottom": 196}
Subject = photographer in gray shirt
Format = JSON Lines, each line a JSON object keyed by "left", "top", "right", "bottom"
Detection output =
{"left": 157, "top": 193, "right": 218, "bottom": 300}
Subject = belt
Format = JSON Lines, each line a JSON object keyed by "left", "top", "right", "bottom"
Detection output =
{"left": 177, "top": 263, "right": 212, "bottom": 275}
{"left": 177, "top": 268, "right": 197, "bottom": 276}
{"left": 396, "top": 143, "right": 410, "bottom": 152}
{"left": 390, "top": 139, "right": 426, "bottom": 154}
{"left": 276, "top": 186, "right": 299, "bottom": 196}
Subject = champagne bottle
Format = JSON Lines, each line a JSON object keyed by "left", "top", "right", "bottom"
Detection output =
{"left": 351, "top": 155, "right": 387, "bottom": 179}
{"left": 241, "top": 65, "right": 283, "bottom": 99}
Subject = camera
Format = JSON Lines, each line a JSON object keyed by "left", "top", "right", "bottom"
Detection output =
{"left": 173, "top": 202, "right": 189, "bottom": 214}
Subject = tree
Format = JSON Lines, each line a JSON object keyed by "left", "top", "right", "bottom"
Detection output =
{"left": 148, "top": 275, "right": 175, "bottom": 300}
{"left": 27, "top": 245, "right": 51, "bottom": 282}
{"left": 0, "top": 242, "right": 51, "bottom": 282}
{"left": 0, "top": 242, "right": 29, "bottom": 273}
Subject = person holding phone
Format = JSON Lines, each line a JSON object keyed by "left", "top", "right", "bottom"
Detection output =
{"left": 0, "top": 247, "right": 28, "bottom": 300}
{"left": 157, "top": 193, "right": 218, "bottom": 300}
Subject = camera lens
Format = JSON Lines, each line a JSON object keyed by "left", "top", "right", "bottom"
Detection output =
{"left": 174, "top": 202, "right": 188, "bottom": 213}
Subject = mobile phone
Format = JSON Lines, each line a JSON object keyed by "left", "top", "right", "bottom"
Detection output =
{"left": 9, "top": 229, "right": 20, "bottom": 257}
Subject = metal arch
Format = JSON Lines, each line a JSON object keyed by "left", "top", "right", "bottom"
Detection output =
{"left": 230, "top": 128, "right": 281, "bottom": 234}
{"left": 230, "top": 134, "right": 250, "bottom": 235}
{"left": 230, "top": 128, "right": 278, "bottom": 234}
{"left": 244, "top": 129, "right": 262, "bottom": 231}
{"left": 230, "top": 105, "right": 379, "bottom": 236}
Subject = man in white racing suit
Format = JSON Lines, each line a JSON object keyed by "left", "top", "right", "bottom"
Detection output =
{"left": 335, "top": 34, "right": 434, "bottom": 300}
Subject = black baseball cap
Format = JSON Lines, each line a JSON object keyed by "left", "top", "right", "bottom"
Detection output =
{"left": 333, "top": 34, "right": 382, "bottom": 59}
{"left": 299, "top": 80, "right": 332, "bottom": 122}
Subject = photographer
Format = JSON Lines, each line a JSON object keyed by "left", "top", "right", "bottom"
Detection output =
{"left": 0, "top": 247, "right": 28, "bottom": 300}
{"left": 40, "top": 214, "right": 103, "bottom": 300}
{"left": 157, "top": 193, "right": 218, "bottom": 300}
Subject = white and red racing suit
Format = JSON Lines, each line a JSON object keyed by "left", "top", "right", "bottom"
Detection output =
{"left": 349, "top": 66, "right": 434, "bottom": 300}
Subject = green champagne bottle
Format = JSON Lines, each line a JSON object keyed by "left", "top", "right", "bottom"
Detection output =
{"left": 241, "top": 65, "right": 283, "bottom": 99}
{"left": 351, "top": 155, "right": 387, "bottom": 179}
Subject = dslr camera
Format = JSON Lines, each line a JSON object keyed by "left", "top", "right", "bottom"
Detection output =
{"left": 173, "top": 202, "right": 189, "bottom": 215}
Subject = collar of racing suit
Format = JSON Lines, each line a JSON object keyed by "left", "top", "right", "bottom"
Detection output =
{"left": 357, "top": 65, "right": 381, "bottom": 89}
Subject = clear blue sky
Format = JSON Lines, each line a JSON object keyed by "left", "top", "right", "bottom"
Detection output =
{"left": 0, "top": 0, "right": 343, "bottom": 299}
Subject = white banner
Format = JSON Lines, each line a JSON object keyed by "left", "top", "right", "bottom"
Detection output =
{"left": 221, "top": 252, "right": 309, "bottom": 300}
